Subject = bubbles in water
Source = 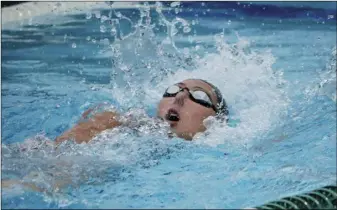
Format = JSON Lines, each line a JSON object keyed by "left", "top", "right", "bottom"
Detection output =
{"left": 71, "top": 43, "right": 77, "bottom": 48}
{"left": 170, "top": 2, "right": 180, "bottom": 7}
{"left": 145, "top": 16, "right": 151, "bottom": 25}
{"left": 111, "top": 27, "right": 117, "bottom": 36}
{"left": 100, "top": 15, "right": 108, "bottom": 23}
{"left": 111, "top": 44, "right": 121, "bottom": 57}
{"left": 155, "top": 2, "right": 163, "bottom": 12}
{"left": 183, "top": 26, "right": 191, "bottom": 33}
{"left": 94, "top": 10, "right": 101, "bottom": 19}
{"left": 171, "top": 27, "right": 178, "bottom": 36}
{"left": 86, "top": 12, "right": 92, "bottom": 19}
{"left": 100, "top": 25, "right": 107, "bottom": 33}
{"left": 115, "top": 11, "right": 122, "bottom": 18}
{"left": 103, "top": 38, "right": 110, "bottom": 46}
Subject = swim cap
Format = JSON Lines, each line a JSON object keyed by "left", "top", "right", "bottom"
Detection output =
{"left": 199, "top": 79, "right": 229, "bottom": 120}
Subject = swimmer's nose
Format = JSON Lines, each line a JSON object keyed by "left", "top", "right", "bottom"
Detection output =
{"left": 173, "top": 89, "right": 189, "bottom": 106}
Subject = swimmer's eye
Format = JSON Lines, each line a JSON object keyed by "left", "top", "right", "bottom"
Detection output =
{"left": 163, "top": 84, "right": 217, "bottom": 112}
{"left": 190, "top": 90, "right": 212, "bottom": 104}
{"left": 190, "top": 90, "right": 213, "bottom": 108}
{"left": 166, "top": 85, "right": 181, "bottom": 95}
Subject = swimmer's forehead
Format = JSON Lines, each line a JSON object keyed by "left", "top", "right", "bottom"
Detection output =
{"left": 178, "top": 79, "right": 218, "bottom": 104}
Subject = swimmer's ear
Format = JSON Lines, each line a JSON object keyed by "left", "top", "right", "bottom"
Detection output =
{"left": 215, "top": 98, "right": 229, "bottom": 123}
{"left": 215, "top": 113, "right": 229, "bottom": 123}
{"left": 215, "top": 105, "right": 229, "bottom": 123}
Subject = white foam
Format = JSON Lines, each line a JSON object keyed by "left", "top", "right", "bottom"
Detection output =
{"left": 250, "top": 2, "right": 336, "bottom": 10}
{"left": 1, "top": 2, "right": 150, "bottom": 29}
{"left": 318, "top": 46, "right": 337, "bottom": 102}
{"left": 89, "top": 6, "right": 290, "bottom": 148}
{"left": 143, "top": 34, "right": 289, "bottom": 147}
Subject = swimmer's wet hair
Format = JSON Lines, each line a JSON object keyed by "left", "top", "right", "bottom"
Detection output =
{"left": 199, "top": 79, "right": 229, "bottom": 121}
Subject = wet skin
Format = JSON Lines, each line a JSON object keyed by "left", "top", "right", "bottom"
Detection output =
{"left": 56, "top": 79, "right": 219, "bottom": 143}
{"left": 157, "top": 79, "right": 218, "bottom": 140}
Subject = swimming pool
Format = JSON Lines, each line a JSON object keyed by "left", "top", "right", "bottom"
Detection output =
{"left": 1, "top": 2, "right": 336, "bottom": 209}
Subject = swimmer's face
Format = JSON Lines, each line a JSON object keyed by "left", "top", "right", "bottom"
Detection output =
{"left": 157, "top": 79, "right": 218, "bottom": 140}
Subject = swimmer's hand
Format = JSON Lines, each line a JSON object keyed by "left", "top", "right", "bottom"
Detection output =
{"left": 55, "top": 111, "right": 122, "bottom": 144}
{"left": 80, "top": 103, "right": 106, "bottom": 120}
{"left": 2, "top": 179, "right": 44, "bottom": 193}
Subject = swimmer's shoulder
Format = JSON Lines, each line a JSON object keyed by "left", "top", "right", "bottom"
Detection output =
{"left": 55, "top": 108, "right": 123, "bottom": 145}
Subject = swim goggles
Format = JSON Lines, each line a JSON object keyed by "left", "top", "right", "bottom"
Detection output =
{"left": 163, "top": 84, "right": 217, "bottom": 112}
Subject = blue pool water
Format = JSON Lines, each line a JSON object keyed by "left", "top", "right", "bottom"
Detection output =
{"left": 1, "top": 2, "right": 336, "bottom": 209}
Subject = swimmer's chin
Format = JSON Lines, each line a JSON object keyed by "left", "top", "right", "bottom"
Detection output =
{"left": 178, "top": 133, "right": 194, "bottom": 141}
{"left": 157, "top": 115, "right": 179, "bottom": 127}
{"left": 168, "top": 130, "right": 194, "bottom": 141}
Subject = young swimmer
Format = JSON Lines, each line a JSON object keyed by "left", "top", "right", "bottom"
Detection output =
{"left": 2, "top": 79, "right": 229, "bottom": 192}
{"left": 55, "top": 78, "right": 229, "bottom": 144}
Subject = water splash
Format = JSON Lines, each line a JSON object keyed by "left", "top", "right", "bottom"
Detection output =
{"left": 1, "top": 114, "right": 183, "bottom": 207}
{"left": 97, "top": 4, "right": 290, "bottom": 149}
{"left": 2, "top": 2, "right": 292, "bottom": 207}
{"left": 318, "top": 46, "right": 336, "bottom": 102}
{"left": 143, "top": 33, "right": 289, "bottom": 148}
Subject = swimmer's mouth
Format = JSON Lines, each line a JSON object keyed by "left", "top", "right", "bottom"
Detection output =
{"left": 165, "top": 109, "right": 180, "bottom": 122}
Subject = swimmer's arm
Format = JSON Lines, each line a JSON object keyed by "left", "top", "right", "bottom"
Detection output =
{"left": 2, "top": 168, "right": 103, "bottom": 194}
{"left": 1, "top": 179, "right": 44, "bottom": 192}
{"left": 55, "top": 111, "right": 122, "bottom": 144}
{"left": 2, "top": 176, "right": 79, "bottom": 194}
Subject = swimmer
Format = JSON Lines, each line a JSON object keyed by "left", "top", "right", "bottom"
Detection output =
{"left": 55, "top": 78, "right": 229, "bottom": 144}
{"left": 2, "top": 79, "right": 229, "bottom": 192}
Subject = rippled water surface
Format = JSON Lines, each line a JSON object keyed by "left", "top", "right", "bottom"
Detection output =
{"left": 1, "top": 2, "right": 336, "bottom": 209}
